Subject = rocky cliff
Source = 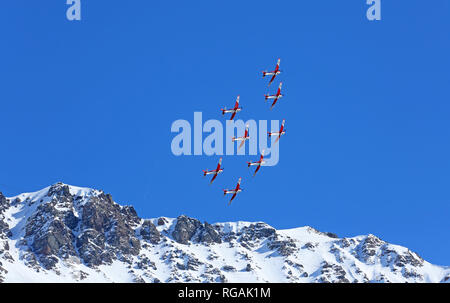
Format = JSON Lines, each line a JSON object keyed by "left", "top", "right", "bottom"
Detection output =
{"left": 0, "top": 183, "right": 448, "bottom": 283}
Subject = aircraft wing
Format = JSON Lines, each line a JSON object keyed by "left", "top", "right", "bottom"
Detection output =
{"left": 268, "top": 74, "right": 276, "bottom": 87}
{"left": 229, "top": 193, "right": 237, "bottom": 205}
{"left": 238, "top": 139, "right": 246, "bottom": 150}
{"left": 275, "top": 134, "right": 281, "bottom": 143}
{"left": 210, "top": 173, "right": 218, "bottom": 184}
{"left": 270, "top": 97, "right": 278, "bottom": 110}
{"left": 253, "top": 165, "right": 261, "bottom": 176}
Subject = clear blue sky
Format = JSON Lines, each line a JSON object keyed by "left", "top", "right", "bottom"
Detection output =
{"left": 0, "top": 1, "right": 449, "bottom": 265}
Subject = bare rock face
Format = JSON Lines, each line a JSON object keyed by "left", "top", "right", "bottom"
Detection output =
{"left": 157, "top": 217, "right": 167, "bottom": 226}
{"left": 172, "top": 215, "right": 202, "bottom": 244}
{"left": 441, "top": 274, "right": 450, "bottom": 283}
{"left": 196, "top": 222, "right": 221, "bottom": 244}
{"left": 267, "top": 236, "right": 297, "bottom": 257}
{"left": 0, "top": 192, "right": 12, "bottom": 278}
{"left": 47, "top": 183, "right": 71, "bottom": 197}
{"left": 27, "top": 209, "right": 77, "bottom": 268}
{"left": 24, "top": 183, "right": 141, "bottom": 269}
{"left": 25, "top": 184, "right": 78, "bottom": 269}
{"left": 77, "top": 192, "right": 141, "bottom": 264}
{"left": 319, "top": 262, "right": 350, "bottom": 283}
{"left": 354, "top": 234, "right": 385, "bottom": 264}
{"left": 140, "top": 220, "right": 161, "bottom": 244}
{"left": 1, "top": 183, "right": 449, "bottom": 283}
{"left": 325, "top": 232, "right": 339, "bottom": 238}
{"left": 0, "top": 262, "right": 7, "bottom": 283}
{"left": 172, "top": 216, "right": 221, "bottom": 245}
{"left": 0, "top": 192, "right": 8, "bottom": 212}
{"left": 394, "top": 250, "right": 424, "bottom": 268}
{"left": 76, "top": 229, "right": 111, "bottom": 266}
{"left": 0, "top": 193, "right": 11, "bottom": 238}
{"left": 354, "top": 234, "right": 424, "bottom": 271}
{"left": 239, "top": 223, "right": 276, "bottom": 242}
{"left": 121, "top": 206, "right": 141, "bottom": 226}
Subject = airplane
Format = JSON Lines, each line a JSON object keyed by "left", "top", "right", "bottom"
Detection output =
{"left": 268, "top": 119, "right": 286, "bottom": 143}
{"left": 231, "top": 123, "right": 250, "bottom": 150}
{"left": 262, "top": 58, "right": 281, "bottom": 87}
{"left": 247, "top": 150, "right": 265, "bottom": 176}
{"left": 223, "top": 177, "right": 243, "bottom": 205}
{"left": 264, "top": 82, "right": 284, "bottom": 110}
{"left": 221, "top": 95, "right": 242, "bottom": 120}
{"left": 202, "top": 158, "right": 224, "bottom": 184}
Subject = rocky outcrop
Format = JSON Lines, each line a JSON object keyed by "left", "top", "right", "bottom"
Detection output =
{"left": 0, "top": 193, "right": 8, "bottom": 212}
{"left": 354, "top": 234, "right": 385, "bottom": 264}
{"left": 0, "top": 262, "right": 7, "bottom": 283}
{"left": 27, "top": 213, "right": 76, "bottom": 268}
{"left": 239, "top": 223, "right": 276, "bottom": 242}
{"left": 76, "top": 229, "right": 112, "bottom": 266}
{"left": 0, "top": 183, "right": 448, "bottom": 283}
{"left": 0, "top": 193, "right": 11, "bottom": 239}
{"left": 77, "top": 191, "right": 141, "bottom": 264}
{"left": 353, "top": 234, "right": 424, "bottom": 273}
{"left": 394, "top": 250, "right": 424, "bottom": 268}
{"left": 140, "top": 220, "right": 161, "bottom": 244}
{"left": 172, "top": 215, "right": 202, "bottom": 244}
{"left": 196, "top": 222, "right": 221, "bottom": 244}
{"left": 325, "top": 232, "right": 338, "bottom": 238}
{"left": 23, "top": 183, "right": 141, "bottom": 269}
{"left": 267, "top": 236, "right": 297, "bottom": 257}
{"left": 0, "top": 192, "right": 12, "bottom": 281}
{"left": 171, "top": 216, "right": 221, "bottom": 245}
{"left": 24, "top": 185, "right": 78, "bottom": 268}
{"left": 318, "top": 261, "right": 351, "bottom": 283}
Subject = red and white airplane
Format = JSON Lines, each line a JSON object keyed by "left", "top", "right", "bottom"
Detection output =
{"left": 268, "top": 119, "right": 286, "bottom": 143}
{"left": 221, "top": 95, "right": 242, "bottom": 120}
{"left": 202, "top": 158, "right": 224, "bottom": 184}
{"left": 247, "top": 150, "right": 265, "bottom": 176}
{"left": 264, "top": 82, "right": 283, "bottom": 110}
{"left": 231, "top": 123, "right": 250, "bottom": 150}
{"left": 262, "top": 58, "right": 282, "bottom": 87}
{"left": 223, "top": 177, "right": 243, "bottom": 205}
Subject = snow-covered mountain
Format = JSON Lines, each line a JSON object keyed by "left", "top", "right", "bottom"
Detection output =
{"left": 0, "top": 183, "right": 448, "bottom": 283}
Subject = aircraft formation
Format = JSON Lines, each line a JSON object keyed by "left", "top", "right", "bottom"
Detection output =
{"left": 203, "top": 59, "right": 286, "bottom": 205}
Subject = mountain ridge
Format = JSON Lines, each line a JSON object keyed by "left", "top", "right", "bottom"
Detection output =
{"left": 0, "top": 183, "right": 448, "bottom": 283}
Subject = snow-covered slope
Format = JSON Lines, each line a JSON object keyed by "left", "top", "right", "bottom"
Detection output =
{"left": 0, "top": 183, "right": 448, "bottom": 283}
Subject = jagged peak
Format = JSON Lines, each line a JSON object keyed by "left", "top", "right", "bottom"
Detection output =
{"left": 47, "top": 182, "right": 102, "bottom": 199}
{"left": 6, "top": 183, "right": 103, "bottom": 205}
{"left": 0, "top": 183, "right": 448, "bottom": 282}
